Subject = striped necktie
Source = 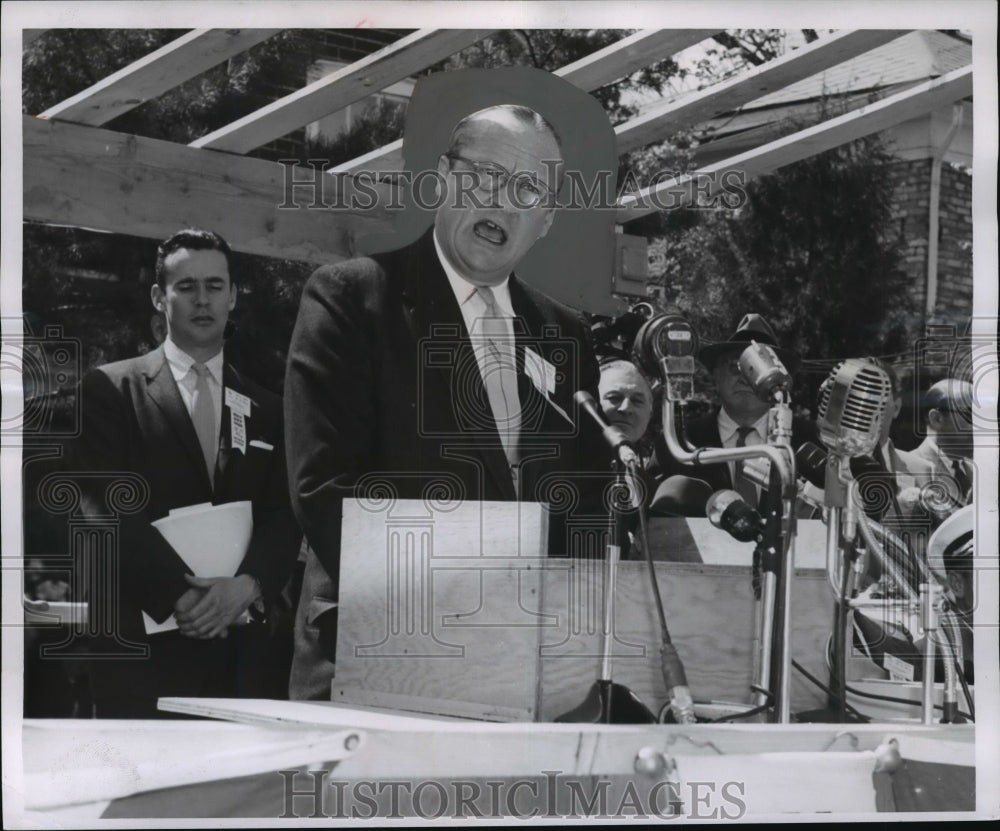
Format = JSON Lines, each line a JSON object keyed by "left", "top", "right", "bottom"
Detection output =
{"left": 735, "top": 425, "right": 758, "bottom": 507}
{"left": 475, "top": 286, "right": 520, "bottom": 468}
{"left": 190, "top": 362, "right": 217, "bottom": 485}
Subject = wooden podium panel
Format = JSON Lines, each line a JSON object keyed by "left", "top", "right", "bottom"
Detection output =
{"left": 332, "top": 501, "right": 835, "bottom": 721}
{"left": 332, "top": 499, "right": 551, "bottom": 720}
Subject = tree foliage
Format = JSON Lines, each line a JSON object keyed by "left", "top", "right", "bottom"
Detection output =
{"left": 648, "top": 128, "right": 913, "bottom": 410}
{"left": 438, "top": 30, "right": 685, "bottom": 123}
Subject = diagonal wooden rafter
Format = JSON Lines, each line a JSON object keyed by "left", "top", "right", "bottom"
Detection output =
{"left": 332, "top": 29, "right": 910, "bottom": 176}
{"left": 614, "top": 29, "right": 911, "bottom": 154}
{"left": 38, "top": 29, "right": 282, "bottom": 127}
{"left": 553, "top": 29, "right": 718, "bottom": 93}
{"left": 616, "top": 66, "right": 973, "bottom": 222}
{"left": 189, "top": 29, "right": 495, "bottom": 154}
{"left": 24, "top": 67, "right": 971, "bottom": 267}
{"left": 330, "top": 29, "right": 720, "bottom": 175}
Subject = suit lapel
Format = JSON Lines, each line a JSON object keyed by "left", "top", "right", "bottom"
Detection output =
{"left": 142, "top": 347, "right": 214, "bottom": 491}
{"left": 214, "top": 363, "right": 249, "bottom": 496}
{"left": 399, "top": 230, "right": 516, "bottom": 500}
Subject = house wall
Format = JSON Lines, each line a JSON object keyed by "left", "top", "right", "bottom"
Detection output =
{"left": 248, "top": 29, "right": 406, "bottom": 163}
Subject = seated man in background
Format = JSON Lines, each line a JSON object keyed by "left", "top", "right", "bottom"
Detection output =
{"left": 911, "top": 377, "right": 975, "bottom": 512}
{"left": 659, "top": 313, "right": 814, "bottom": 513}
{"left": 598, "top": 357, "right": 655, "bottom": 450}
{"left": 71, "top": 229, "right": 302, "bottom": 717}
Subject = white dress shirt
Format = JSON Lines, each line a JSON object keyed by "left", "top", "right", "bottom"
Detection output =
{"left": 163, "top": 336, "right": 224, "bottom": 453}
{"left": 433, "top": 230, "right": 517, "bottom": 381}
{"left": 717, "top": 408, "right": 767, "bottom": 498}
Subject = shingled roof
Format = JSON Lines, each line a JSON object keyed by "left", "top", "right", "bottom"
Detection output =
{"left": 744, "top": 30, "right": 971, "bottom": 109}
{"left": 684, "top": 30, "right": 972, "bottom": 159}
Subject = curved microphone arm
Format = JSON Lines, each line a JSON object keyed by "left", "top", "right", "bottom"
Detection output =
{"left": 661, "top": 402, "right": 797, "bottom": 496}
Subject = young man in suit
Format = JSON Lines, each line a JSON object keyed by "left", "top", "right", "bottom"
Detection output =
{"left": 284, "top": 105, "right": 608, "bottom": 699}
{"left": 72, "top": 229, "right": 301, "bottom": 717}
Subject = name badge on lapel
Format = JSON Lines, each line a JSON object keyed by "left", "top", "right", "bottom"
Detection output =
{"left": 525, "top": 347, "right": 557, "bottom": 395}
{"left": 524, "top": 347, "right": 572, "bottom": 425}
{"left": 225, "top": 387, "right": 252, "bottom": 454}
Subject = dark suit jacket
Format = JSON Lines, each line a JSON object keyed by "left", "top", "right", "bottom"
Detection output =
{"left": 654, "top": 408, "right": 817, "bottom": 514}
{"left": 71, "top": 345, "right": 301, "bottom": 705}
{"left": 284, "top": 228, "right": 608, "bottom": 698}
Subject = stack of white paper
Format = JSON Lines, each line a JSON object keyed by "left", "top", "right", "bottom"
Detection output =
{"left": 142, "top": 501, "right": 252, "bottom": 635}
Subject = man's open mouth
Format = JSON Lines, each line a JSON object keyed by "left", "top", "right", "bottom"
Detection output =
{"left": 473, "top": 220, "right": 507, "bottom": 245}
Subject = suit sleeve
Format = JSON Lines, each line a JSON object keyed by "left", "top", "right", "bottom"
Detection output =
{"left": 236, "top": 393, "right": 303, "bottom": 599}
{"left": 284, "top": 264, "right": 379, "bottom": 587}
{"left": 72, "top": 369, "right": 191, "bottom": 623}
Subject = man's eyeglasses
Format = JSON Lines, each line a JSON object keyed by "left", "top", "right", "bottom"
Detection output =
{"left": 444, "top": 153, "right": 554, "bottom": 208}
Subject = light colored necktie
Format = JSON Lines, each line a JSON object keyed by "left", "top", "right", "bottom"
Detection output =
{"left": 475, "top": 286, "right": 520, "bottom": 468}
{"left": 735, "top": 425, "right": 758, "bottom": 507}
{"left": 190, "top": 362, "right": 217, "bottom": 484}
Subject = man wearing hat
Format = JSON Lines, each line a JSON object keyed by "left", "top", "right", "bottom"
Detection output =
{"left": 911, "top": 378, "right": 975, "bottom": 510}
{"left": 659, "top": 313, "right": 814, "bottom": 509}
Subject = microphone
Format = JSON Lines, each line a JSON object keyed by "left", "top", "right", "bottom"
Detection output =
{"left": 574, "top": 391, "right": 640, "bottom": 466}
{"left": 632, "top": 313, "right": 699, "bottom": 402}
{"left": 649, "top": 476, "right": 713, "bottom": 517}
{"left": 738, "top": 340, "right": 791, "bottom": 402}
{"left": 816, "top": 359, "right": 892, "bottom": 459}
{"left": 796, "top": 442, "right": 828, "bottom": 488}
{"left": 706, "top": 490, "right": 764, "bottom": 543}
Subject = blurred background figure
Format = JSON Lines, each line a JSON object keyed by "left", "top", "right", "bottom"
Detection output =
{"left": 912, "top": 378, "right": 975, "bottom": 510}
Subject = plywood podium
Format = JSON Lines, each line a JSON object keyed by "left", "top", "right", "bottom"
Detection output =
{"left": 331, "top": 499, "right": 834, "bottom": 721}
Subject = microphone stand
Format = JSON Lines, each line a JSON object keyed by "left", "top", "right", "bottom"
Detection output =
{"left": 555, "top": 459, "right": 655, "bottom": 725}
{"left": 661, "top": 397, "right": 797, "bottom": 722}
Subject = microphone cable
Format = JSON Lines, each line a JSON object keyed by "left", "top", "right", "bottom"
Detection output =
{"left": 819, "top": 634, "right": 974, "bottom": 722}
{"left": 630, "top": 458, "right": 695, "bottom": 725}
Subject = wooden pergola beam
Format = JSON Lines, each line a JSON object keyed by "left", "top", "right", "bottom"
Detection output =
{"left": 190, "top": 29, "right": 494, "bottom": 154}
{"left": 615, "top": 29, "right": 911, "bottom": 154}
{"left": 23, "top": 115, "right": 393, "bottom": 263}
{"left": 552, "top": 29, "right": 717, "bottom": 92}
{"left": 38, "top": 29, "right": 282, "bottom": 127}
{"left": 330, "top": 29, "right": 720, "bottom": 175}
{"left": 616, "top": 65, "right": 973, "bottom": 222}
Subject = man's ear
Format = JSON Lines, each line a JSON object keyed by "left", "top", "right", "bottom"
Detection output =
{"left": 150, "top": 283, "right": 165, "bottom": 312}
{"left": 538, "top": 208, "right": 556, "bottom": 239}
{"left": 228, "top": 282, "right": 237, "bottom": 313}
{"left": 435, "top": 154, "right": 449, "bottom": 200}
{"left": 947, "top": 570, "right": 966, "bottom": 600}
{"left": 928, "top": 408, "right": 946, "bottom": 431}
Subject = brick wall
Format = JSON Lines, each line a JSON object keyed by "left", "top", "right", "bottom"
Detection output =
{"left": 248, "top": 29, "right": 408, "bottom": 163}
{"left": 933, "top": 161, "right": 973, "bottom": 327}
{"left": 887, "top": 158, "right": 932, "bottom": 316}
{"left": 887, "top": 158, "right": 974, "bottom": 417}
{"left": 885, "top": 157, "right": 973, "bottom": 331}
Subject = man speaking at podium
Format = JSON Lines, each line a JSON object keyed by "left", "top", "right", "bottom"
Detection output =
{"left": 72, "top": 229, "right": 301, "bottom": 717}
{"left": 285, "top": 102, "right": 608, "bottom": 700}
